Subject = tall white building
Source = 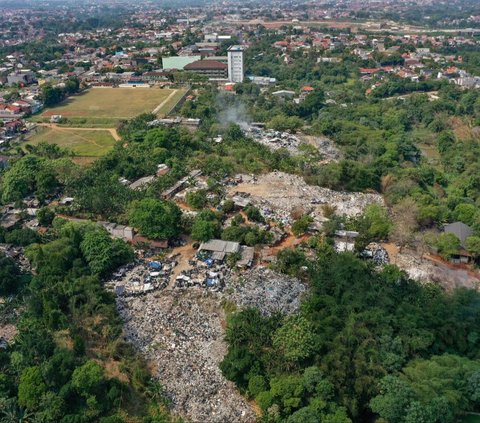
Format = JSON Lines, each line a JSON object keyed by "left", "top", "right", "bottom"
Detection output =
{"left": 227, "top": 45, "right": 245, "bottom": 83}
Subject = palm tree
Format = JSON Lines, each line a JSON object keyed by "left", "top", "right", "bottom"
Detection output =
{"left": 0, "top": 398, "right": 33, "bottom": 423}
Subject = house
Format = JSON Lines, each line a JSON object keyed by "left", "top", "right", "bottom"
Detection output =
{"left": 129, "top": 175, "right": 156, "bottom": 191}
{"left": 443, "top": 221, "right": 474, "bottom": 263}
{"left": 272, "top": 90, "right": 295, "bottom": 99}
{"left": 334, "top": 230, "right": 359, "bottom": 253}
{"left": 444, "top": 222, "right": 473, "bottom": 248}
{"left": 162, "top": 56, "right": 201, "bottom": 70}
{"left": 156, "top": 164, "right": 170, "bottom": 176}
{"left": 198, "top": 239, "right": 240, "bottom": 262}
{"left": 7, "top": 70, "right": 36, "bottom": 86}
{"left": 237, "top": 246, "right": 255, "bottom": 268}
{"left": 161, "top": 169, "right": 202, "bottom": 199}
{"left": 359, "top": 68, "right": 380, "bottom": 76}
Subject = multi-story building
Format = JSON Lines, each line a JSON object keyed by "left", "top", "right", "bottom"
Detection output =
{"left": 227, "top": 45, "right": 244, "bottom": 83}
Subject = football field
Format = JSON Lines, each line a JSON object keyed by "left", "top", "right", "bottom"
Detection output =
{"left": 39, "top": 87, "right": 187, "bottom": 125}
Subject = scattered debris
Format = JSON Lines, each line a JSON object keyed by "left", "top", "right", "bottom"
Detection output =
{"left": 362, "top": 242, "right": 390, "bottom": 265}
{"left": 105, "top": 257, "right": 177, "bottom": 296}
{"left": 118, "top": 291, "right": 256, "bottom": 423}
{"left": 229, "top": 171, "right": 384, "bottom": 225}
{"left": 0, "top": 244, "right": 31, "bottom": 273}
{"left": 226, "top": 266, "right": 307, "bottom": 316}
{"left": 244, "top": 126, "right": 302, "bottom": 155}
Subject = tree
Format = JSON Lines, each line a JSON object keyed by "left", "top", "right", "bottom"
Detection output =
{"left": 390, "top": 198, "right": 418, "bottom": 248}
{"left": 33, "top": 392, "right": 65, "bottom": 423}
{"left": 191, "top": 210, "right": 222, "bottom": 241}
{"left": 41, "top": 84, "right": 65, "bottom": 107}
{"left": 298, "top": 90, "right": 325, "bottom": 118}
{"left": 18, "top": 366, "right": 47, "bottom": 410}
{"left": 0, "top": 253, "right": 22, "bottom": 296}
{"left": 434, "top": 233, "right": 461, "bottom": 259}
{"left": 272, "top": 315, "right": 315, "bottom": 362}
{"left": 1, "top": 155, "right": 57, "bottom": 203}
{"left": 245, "top": 206, "right": 265, "bottom": 223}
{"left": 80, "top": 227, "right": 134, "bottom": 277}
{"left": 454, "top": 203, "right": 477, "bottom": 226}
{"left": 37, "top": 207, "right": 55, "bottom": 226}
{"left": 268, "top": 115, "right": 304, "bottom": 132}
{"left": 185, "top": 190, "right": 208, "bottom": 210}
{"left": 71, "top": 360, "right": 105, "bottom": 398}
{"left": 292, "top": 215, "right": 312, "bottom": 237}
{"left": 466, "top": 236, "right": 480, "bottom": 260}
{"left": 370, "top": 376, "right": 415, "bottom": 423}
{"left": 360, "top": 204, "right": 392, "bottom": 240}
{"left": 128, "top": 198, "right": 182, "bottom": 240}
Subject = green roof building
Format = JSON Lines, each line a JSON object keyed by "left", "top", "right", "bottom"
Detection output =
{"left": 162, "top": 56, "right": 201, "bottom": 70}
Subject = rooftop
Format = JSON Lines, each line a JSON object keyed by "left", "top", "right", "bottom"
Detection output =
{"left": 184, "top": 60, "right": 227, "bottom": 70}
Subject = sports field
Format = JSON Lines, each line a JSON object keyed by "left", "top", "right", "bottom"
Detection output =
{"left": 27, "top": 126, "right": 117, "bottom": 157}
{"left": 39, "top": 87, "right": 186, "bottom": 125}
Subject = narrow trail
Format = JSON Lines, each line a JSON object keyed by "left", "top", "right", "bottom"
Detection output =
{"left": 152, "top": 89, "right": 178, "bottom": 115}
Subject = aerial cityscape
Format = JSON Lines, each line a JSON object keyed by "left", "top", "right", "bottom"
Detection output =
{"left": 1, "top": 0, "right": 480, "bottom": 422}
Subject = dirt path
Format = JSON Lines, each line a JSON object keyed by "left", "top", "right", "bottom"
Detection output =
{"left": 168, "top": 241, "right": 197, "bottom": 289}
{"left": 152, "top": 89, "right": 178, "bottom": 115}
{"left": 37, "top": 123, "right": 121, "bottom": 141}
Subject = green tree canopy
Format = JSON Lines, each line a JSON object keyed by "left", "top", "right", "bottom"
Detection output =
{"left": 128, "top": 198, "right": 182, "bottom": 240}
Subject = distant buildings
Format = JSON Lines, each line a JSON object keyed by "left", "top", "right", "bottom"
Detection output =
{"left": 7, "top": 70, "right": 36, "bottom": 86}
{"left": 227, "top": 45, "right": 244, "bottom": 83}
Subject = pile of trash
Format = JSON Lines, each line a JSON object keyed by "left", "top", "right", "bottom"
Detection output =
{"left": 225, "top": 267, "right": 307, "bottom": 316}
{"left": 230, "top": 171, "right": 384, "bottom": 224}
{"left": 313, "top": 136, "right": 343, "bottom": 162}
{"left": 244, "top": 126, "right": 302, "bottom": 155}
{"left": 0, "top": 244, "right": 31, "bottom": 273}
{"left": 117, "top": 291, "right": 256, "bottom": 423}
{"left": 175, "top": 261, "right": 230, "bottom": 291}
{"left": 362, "top": 243, "right": 390, "bottom": 265}
{"left": 105, "top": 257, "right": 177, "bottom": 296}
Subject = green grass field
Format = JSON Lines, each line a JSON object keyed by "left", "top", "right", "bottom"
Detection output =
{"left": 37, "top": 87, "right": 186, "bottom": 126}
{"left": 26, "top": 126, "right": 117, "bottom": 157}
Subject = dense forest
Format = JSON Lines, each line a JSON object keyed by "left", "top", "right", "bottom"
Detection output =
{"left": 0, "top": 220, "right": 180, "bottom": 422}
{"left": 221, "top": 244, "right": 480, "bottom": 423}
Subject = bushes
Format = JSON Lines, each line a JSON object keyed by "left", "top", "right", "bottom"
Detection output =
{"left": 4, "top": 228, "right": 40, "bottom": 246}
{"left": 292, "top": 215, "right": 312, "bottom": 237}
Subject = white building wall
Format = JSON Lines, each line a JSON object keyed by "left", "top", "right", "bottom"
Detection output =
{"left": 227, "top": 46, "right": 244, "bottom": 83}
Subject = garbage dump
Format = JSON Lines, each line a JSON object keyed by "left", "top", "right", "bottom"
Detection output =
{"left": 244, "top": 126, "right": 302, "bottom": 155}
{"left": 105, "top": 256, "right": 177, "bottom": 297}
{"left": 117, "top": 290, "right": 256, "bottom": 423}
{"left": 226, "top": 266, "right": 307, "bottom": 316}
{"left": 229, "top": 171, "right": 384, "bottom": 224}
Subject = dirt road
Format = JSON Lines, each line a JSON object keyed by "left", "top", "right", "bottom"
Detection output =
{"left": 152, "top": 89, "right": 178, "bottom": 115}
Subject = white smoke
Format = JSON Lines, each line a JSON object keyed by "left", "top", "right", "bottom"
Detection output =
{"left": 216, "top": 91, "right": 251, "bottom": 130}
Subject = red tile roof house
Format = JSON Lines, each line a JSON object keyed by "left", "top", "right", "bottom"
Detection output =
{"left": 301, "top": 86, "right": 315, "bottom": 92}
{"left": 359, "top": 68, "right": 381, "bottom": 76}
{"left": 274, "top": 41, "right": 289, "bottom": 49}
